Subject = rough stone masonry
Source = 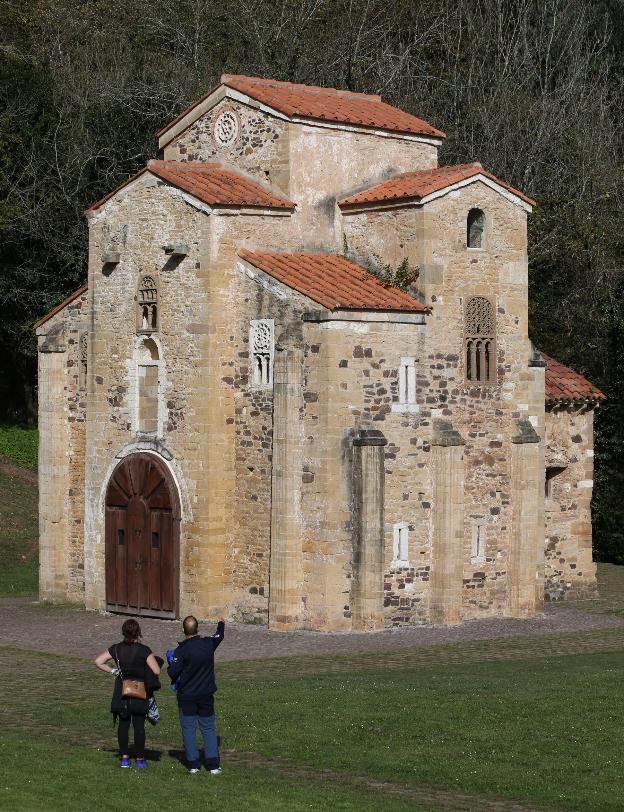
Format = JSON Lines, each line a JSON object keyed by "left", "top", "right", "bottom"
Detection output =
{"left": 35, "top": 74, "right": 606, "bottom": 630}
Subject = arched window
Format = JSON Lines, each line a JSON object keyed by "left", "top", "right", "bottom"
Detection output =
{"left": 465, "top": 296, "right": 495, "bottom": 383}
{"left": 137, "top": 337, "right": 160, "bottom": 434}
{"left": 467, "top": 208, "right": 485, "bottom": 249}
{"left": 137, "top": 275, "right": 158, "bottom": 333}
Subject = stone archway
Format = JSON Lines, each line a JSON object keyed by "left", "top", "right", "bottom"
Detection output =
{"left": 105, "top": 453, "right": 180, "bottom": 618}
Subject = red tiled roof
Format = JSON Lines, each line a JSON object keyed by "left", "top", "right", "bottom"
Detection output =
{"left": 238, "top": 250, "right": 428, "bottom": 312}
{"left": 543, "top": 352, "right": 606, "bottom": 405}
{"left": 339, "top": 163, "right": 536, "bottom": 208}
{"left": 34, "top": 282, "right": 88, "bottom": 330}
{"left": 157, "top": 74, "right": 445, "bottom": 141}
{"left": 85, "top": 161, "right": 295, "bottom": 214}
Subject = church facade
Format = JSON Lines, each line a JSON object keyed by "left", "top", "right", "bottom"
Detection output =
{"left": 36, "top": 75, "right": 605, "bottom": 630}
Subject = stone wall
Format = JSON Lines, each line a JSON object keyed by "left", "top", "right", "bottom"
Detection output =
{"left": 165, "top": 97, "right": 438, "bottom": 252}
{"left": 164, "top": 98, "right": 291, "bottom": 195}
{"left": 39, "top": 92, "right": 599, "bottom": 628}
{"left": 341, "top": 181, "right": 544, "bottom": 623}
{"left": 84, "top": 178, "right": 212, "bottom": 615}
{"left": 37, "top": 288, "right": 88, "bottom": 602}
{"left": 544, "top": 406, "right": 597, "bottom": 599}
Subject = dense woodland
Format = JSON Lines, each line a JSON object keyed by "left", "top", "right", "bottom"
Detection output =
{"left": 1, "top": 0, "right": 622, "bottom": 560}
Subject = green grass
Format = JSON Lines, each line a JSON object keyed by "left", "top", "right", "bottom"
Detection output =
{"left": 0, "top": 423, "right": 38, "bottom": 469}
{"left": 0, "top": 733, "right": 432, "bottom": 812}
{"left": 3, "top": 644, "right": 624, "bottom": 811}
{"left": 0, "top": 470, "right": 38, "bottom": 595}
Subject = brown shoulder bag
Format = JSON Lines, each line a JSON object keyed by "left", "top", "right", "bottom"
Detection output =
{"left": 114, "top": 645, "right": 147, "bottom": 700}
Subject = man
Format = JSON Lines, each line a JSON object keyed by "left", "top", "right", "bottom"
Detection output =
{"left": 167, "top": 615, "right": 225, "bottom": 774}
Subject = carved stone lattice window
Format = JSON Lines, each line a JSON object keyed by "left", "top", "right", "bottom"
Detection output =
{"left": 79, "top": 333, "right": 88, "bottom": 392}
{"left": 250, "top": 319, "right": 274, "bottom": 389}
{"left": 137, "top": 275, "right": 157, "bottom": 333}
{"left": 465, "top": 296, "right": 495, "bottom": 383}
{"left": 467, "top": 208, "right": 485, "bottom": 248}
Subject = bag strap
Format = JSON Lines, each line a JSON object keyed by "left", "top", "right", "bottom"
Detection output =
{"left": 114, "top": 645, "right": 124, "bottom": 681}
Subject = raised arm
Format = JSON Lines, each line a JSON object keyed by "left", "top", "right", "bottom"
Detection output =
{"left": 213, "top": 619, "right": 225, "bottom": 650}
{"left": 94, "top": 649, "right": 116, "bottom": 675}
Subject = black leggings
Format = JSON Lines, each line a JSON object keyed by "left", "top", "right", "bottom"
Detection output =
{"left": 118, "top": 713, "right": 146, "bottom": 758}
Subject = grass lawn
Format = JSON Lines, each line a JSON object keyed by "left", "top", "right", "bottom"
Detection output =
{"left": 3, "top": 643, "right": 624, "bottom": 811}
{"left": 0, "top": 470, "right": 38, "bottom": 595}
{"left": 0, "top": 423, "right": 38, "bottom": 469}
{"left": 1, "top": 422, "right": 623, "bottom": 809}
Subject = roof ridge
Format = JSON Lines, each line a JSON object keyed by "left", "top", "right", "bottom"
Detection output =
{"left": 87, "top": 161, "right": 295, "bottom": 213}
{"left": 158, "top": 75, "right": 445, "bottom": 144}
{"left": 149, "top": 159, "right": 222, "bottom": 171}
{"left": 221, "top": 73, "right": 382, "bottom": 101}
{"left": 339, "top": 162, "right": 535, "bottom": 208}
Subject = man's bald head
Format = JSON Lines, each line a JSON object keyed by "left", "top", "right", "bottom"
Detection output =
{"left": 183, "top": 615, "right": 198, "bottom": 636}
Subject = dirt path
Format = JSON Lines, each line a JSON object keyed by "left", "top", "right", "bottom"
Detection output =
{"left": 0, "top": 457, "right": 37, "bottom": 486}
{"left": 1, "top": 596, "right": 622, "bottom": 663}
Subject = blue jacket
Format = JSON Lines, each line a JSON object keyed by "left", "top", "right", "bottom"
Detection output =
{"left": 166, "top": 622, "right": 225, "bottom": 702}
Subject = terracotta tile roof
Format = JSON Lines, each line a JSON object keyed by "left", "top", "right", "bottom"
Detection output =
{"left": 34, "top": 282, "right": 88, "bottom": 329}
{"left": 543, "top": 352, "right": 606, "bottom": 405}
{"left": 157, "top": 74, "right": 445, "bottom": 141}
{"left": 85, "top": 161, "right": 294, "bottom": 214}
{"left": 239, "top": 250, "right": 428, "bottom": 312}
{"left": 339, "top": 163, "right": 536, "bottom": 208}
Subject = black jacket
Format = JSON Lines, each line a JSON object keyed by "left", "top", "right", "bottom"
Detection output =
{"left": 167, "top": 622, "right": 225, "bottom": 702}
{"left": 110, "top": 655, "right": 163, "bottom": 719}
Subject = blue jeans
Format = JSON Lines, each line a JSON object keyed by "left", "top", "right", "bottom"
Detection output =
{"left": 178, "top": 704, "right": 219, "bottom": 769}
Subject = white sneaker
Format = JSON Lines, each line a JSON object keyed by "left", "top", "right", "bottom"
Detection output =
{"left": 210, "top": 768, "right": 222, "bottom": 775}
{"left": 189, "top": 767, "right": 200, "bottom": 774}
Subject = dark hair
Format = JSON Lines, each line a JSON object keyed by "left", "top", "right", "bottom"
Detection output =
{"left": 183, "top": 615, "right": 198, "bottom": 636}
{"left": 122, "top": 618, "right": 142, "bottom": 643}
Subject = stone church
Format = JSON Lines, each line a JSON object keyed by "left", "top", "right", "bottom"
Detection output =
{"left": 36, "top": 74, "right": 605, "bottom": 630}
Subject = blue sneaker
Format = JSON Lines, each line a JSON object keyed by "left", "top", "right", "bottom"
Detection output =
{"left": 135, "top": 759, "right": 149, "bottom": 769}
{"left": 120, "top": 757, "right": 131, "bottom": 768}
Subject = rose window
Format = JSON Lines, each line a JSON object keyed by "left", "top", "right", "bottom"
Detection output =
{"left": 213, "top": 111, "right": 239, "bottom": 147}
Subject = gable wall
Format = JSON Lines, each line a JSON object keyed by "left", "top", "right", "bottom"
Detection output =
{"left": 84, "top": 180, "right": 212, "bottom": 613}
{"left": 164, "top": 98, "right": 291, "bottom": 196}
{"left": 418, "top": 185, "right": 541, "bottom": 617}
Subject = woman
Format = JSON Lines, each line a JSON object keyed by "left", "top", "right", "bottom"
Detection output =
{"left": 95, "top": 618, "right": 160, "bottom": 768}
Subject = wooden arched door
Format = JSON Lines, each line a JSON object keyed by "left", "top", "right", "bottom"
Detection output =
{"left": 105, "top": 454, "right": 179, "bottom": 618}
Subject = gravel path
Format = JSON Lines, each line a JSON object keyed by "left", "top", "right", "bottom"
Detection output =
{"left": 1, "top": 597, "right": 622, "bottom": 662}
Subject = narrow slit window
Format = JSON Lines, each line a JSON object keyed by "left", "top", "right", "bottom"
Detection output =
{"left": 151, "top": 531, "right": 160, "bottom": 549}
{"left": 471, "top": 524, "right": 485, "bottom": 562}
{"left": 392, "top": 523, "right": 409, "bottom": 566}
{"left": 118, "top": 529, "right": 125, "bottom": 546}
{"left": 398, "top": 358, "right": 417, "bottom": 406}
{"left": 79, "top": 333, "right": 88, "bottom": 392}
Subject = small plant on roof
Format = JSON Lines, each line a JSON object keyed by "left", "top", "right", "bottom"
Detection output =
{"left": 367, "top": 255, "right": 419, "bottom": 292}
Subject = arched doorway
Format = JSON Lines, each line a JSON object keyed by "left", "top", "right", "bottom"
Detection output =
{"left": 105, "top": 453, "right": 180, "bottom": 618}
